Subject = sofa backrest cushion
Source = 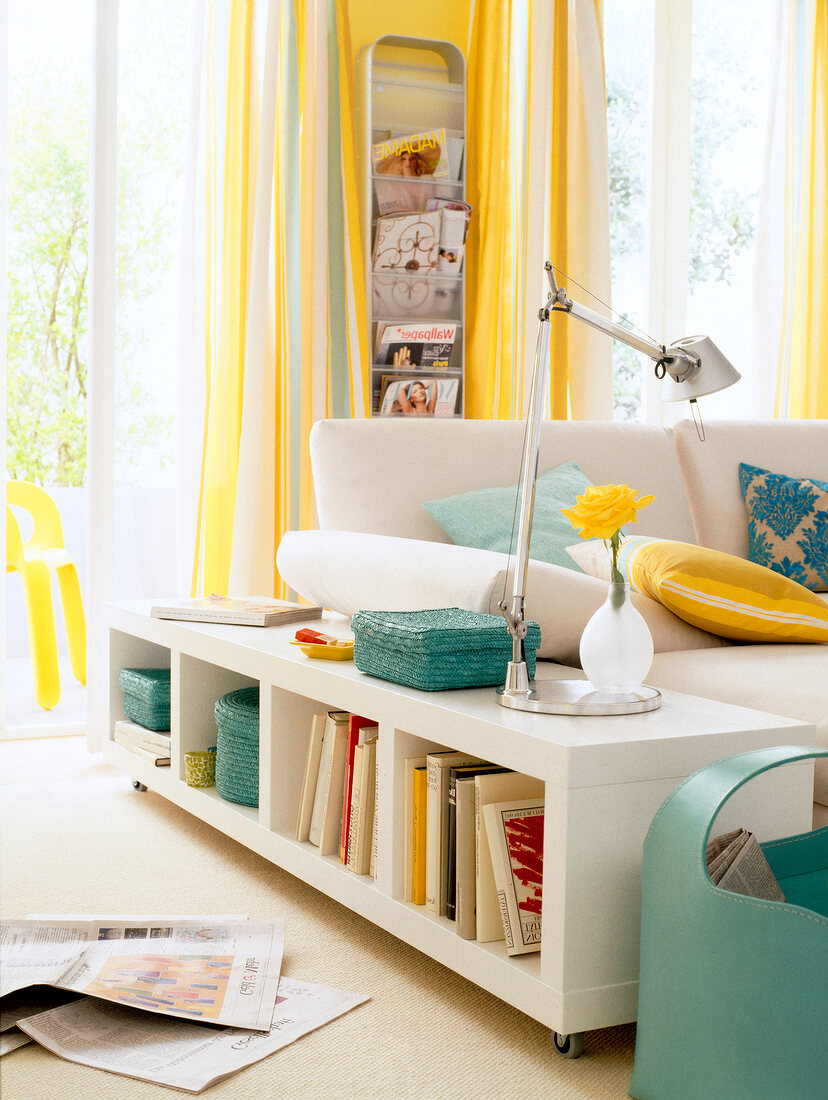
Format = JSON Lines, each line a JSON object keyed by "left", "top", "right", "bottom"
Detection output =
{"left": 310, "top": 418, "right": 696, "bottom": 544}
{"left": 673, "top": 418, "right": 828, "bottom": 557}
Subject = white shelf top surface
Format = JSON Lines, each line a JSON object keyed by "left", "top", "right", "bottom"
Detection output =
{"left": 109, "top": 601, "right": 812, "bottom": 789}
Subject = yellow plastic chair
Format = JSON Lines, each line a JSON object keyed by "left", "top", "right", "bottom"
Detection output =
{"left": 6, "top": 481, "right": 87, "bottom": 710}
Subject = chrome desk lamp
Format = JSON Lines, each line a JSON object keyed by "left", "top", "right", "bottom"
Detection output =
{"left": 497, "top": 262, "right": 741, "bottom": 716}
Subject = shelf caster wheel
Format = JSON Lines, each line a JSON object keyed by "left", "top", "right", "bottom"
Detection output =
{"left": 551, "top": 1030, "right": 584, "bottom": 1059}
{"left": 132, "top": 780, "right": 148, "bottom": 792}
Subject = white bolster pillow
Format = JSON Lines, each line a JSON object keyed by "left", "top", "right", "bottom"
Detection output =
{"left": 277, "top": 530, "right": 726, "bottom": 665}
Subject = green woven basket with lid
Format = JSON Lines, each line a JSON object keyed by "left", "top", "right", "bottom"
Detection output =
{"left": 119, "top": 667, "right": 171, "bottom": 731}
{"left": 351, "top": 608, "right": 541, "bottom": 691}
{"left": 214, "top": 686, "right": 260, "bottom": 807}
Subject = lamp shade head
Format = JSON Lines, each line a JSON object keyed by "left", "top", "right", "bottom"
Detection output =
{"left": 659, "top": 335, "right": 741, "bottom": 402}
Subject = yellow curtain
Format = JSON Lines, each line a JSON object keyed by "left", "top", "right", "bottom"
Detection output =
{"left": 546, "top": 0, "right": 612, "bottom": 421}
{"left": 190, "top": 0, "right": 368, "bottom": 599}
{"left": 274, "top": 0, "right": 369, "bottom": 594}
{"left": 193, "top": 0, "right": 256, "bottom": 596}
{"left": 465, "top": 0, "right": 612, "bottom": 421}
{"left": 777, "top": 0, "right": 828, "bottom": 418}
{"left": 464, "top": 0, "right": 524, "bottom": 419}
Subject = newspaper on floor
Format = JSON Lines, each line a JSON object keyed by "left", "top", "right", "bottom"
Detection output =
{"left": 0, "top": 918, "right": 285, "bottom": 1031}
{"left": 706, "top": 827, "right": 786, "bottom": 902}
{"left": 1, "top": 984, "right": 82, "bottom": 1055}
{"left": 17, "top": 976, "right": 370, "bottom": 1093}
{"left": 0, "top": 1028, "right": 32, "bottom": 1056}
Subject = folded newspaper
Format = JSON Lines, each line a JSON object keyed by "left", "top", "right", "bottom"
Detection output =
{"left": 16, "top": 977, "right": 369, "bottom": 1093}
{"left": 0, "top": 917, "right": 285, "bottom": 1030}
{"left": 1, "top": 915, "right": 369, "bottom": 1092}
{"left": 706, "top": 828, "right": 786, "bottom": 901}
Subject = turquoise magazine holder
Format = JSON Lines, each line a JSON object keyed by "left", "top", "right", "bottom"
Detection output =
{"left": 630, "top": 745, "right": 828, "bottom": 1100}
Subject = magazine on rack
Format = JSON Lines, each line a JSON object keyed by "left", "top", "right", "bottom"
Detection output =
{"left": 372, "top": 210, "right": 442, "bottom": 274}
{"left": 372, "top": 127, "right": 451, "bottom": 180}
{"left": 374, "top": 322, "right": 458, "bottom": 369}
{"left": 378, "top": 376, "right": 459, "bottom": 418}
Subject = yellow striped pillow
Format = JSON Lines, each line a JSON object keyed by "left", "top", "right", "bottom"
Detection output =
{"left": 623, "top": 539, "right": 828, "bottom": 643}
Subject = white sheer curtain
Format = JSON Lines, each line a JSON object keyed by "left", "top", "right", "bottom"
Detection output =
{"left": 751, "top": 0, "right": 787, "bottom": 418}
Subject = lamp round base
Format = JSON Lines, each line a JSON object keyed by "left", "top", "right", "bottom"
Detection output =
{"left": 497, "top": 679, "right": 661, "bottom": 716}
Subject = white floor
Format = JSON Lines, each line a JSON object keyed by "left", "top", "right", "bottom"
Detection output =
{"left": 2, "top": 656, "right": 87, "bottom": 739}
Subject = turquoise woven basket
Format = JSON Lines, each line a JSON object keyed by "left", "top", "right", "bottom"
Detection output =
{"left": 119, "top": 667, "right": 171, "bottom": 731}
{"left": 351, "top": 608, "right": 541, "bottom": 691}
{"left": 631, "top": 745, "right": 828, "bottom": 1100}
{"left": 214, "top": 687, "right": 260, "bottom": 807}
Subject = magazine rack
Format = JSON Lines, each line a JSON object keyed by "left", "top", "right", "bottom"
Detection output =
{"left": 630, "top": 745, "right": 828, "bottom": 1100}
{"left": 357, "top": 36, "right": 466, "bottom": 416}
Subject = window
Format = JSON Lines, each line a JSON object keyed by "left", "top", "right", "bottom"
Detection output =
{"left": 5, "top": 0, "right": 188, "bottom": 733}
{"left": 605, "top": 0, "right": 776, "bottom": 422}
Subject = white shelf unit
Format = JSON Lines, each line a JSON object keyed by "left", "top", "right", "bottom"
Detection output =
{"left": 102, "top": 601, "right": 816, "bottom": 1050}
{"left": 357, "top": 35, "right": 466, "bottom": 416}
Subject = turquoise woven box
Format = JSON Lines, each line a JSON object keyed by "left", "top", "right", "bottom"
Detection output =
{"left": 214, "top": 687, "right": 259, "bottom": 807}
{"left": 351, "top": 608, "right": 541, "bottom": 691}
{"left": 119, "top": 667, "right": 171, "bottom": 731}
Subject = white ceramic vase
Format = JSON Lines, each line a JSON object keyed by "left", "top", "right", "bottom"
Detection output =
{"left": 579, "top": 581, "right": 654, "bottom": 694}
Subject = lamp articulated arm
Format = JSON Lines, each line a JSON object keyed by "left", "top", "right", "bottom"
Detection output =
{"left": 497, "top": 261, "right": 738, "bottom": 713}
{"left": 544, "top": 262, "right": 702, "bottom": 384}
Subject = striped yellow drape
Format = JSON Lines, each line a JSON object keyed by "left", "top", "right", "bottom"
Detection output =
{"left": 465, "top": 0, "right": 611, "bottom": 422}
{"left": 464, "top": 0, "right": 525, "bottom": 419}
{"left": 334, "top": 0, "right": 371, "bottom": 417}
{"left": 272, "top": 0, "right": 369, "bottom": 598}
{"left": 190, "top": 0, "right": 368, "bottom": 600}
{"left": 193, "top": 0, "right": 257, "bottom": 596}
{"left": 546, "top": 0, "right": 612, "bottom": 421}
{"left": 777, "top": 0, "right": 828, "bottom": 418}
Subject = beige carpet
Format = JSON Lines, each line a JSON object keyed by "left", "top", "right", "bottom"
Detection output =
{"left": 0, "top": 737, "right": 636, "bottom": 1099}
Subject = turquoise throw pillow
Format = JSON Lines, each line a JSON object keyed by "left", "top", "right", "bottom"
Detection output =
{"left": 739, "top": 462, "right": 828, "bottom": 591}
{"left": 423, "top": 461, "right": 592, "bottom": 569}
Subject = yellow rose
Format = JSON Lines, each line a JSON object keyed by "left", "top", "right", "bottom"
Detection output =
{"left": 561, "top": 484, "right": 654, "bottom": 542}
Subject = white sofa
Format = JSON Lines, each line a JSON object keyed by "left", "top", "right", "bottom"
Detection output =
{"left": 277, "top": 417, "right": 828, "bottom": 816}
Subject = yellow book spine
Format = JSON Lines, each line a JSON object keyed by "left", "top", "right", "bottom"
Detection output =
{"left": 412, "top": 767, "right": 428, "bottom": 905}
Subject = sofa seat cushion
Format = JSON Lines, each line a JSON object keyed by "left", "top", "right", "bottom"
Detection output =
{"left": 739, "top": 462, "right": 828, "bottom": 590}
{"left": 277, "top": 529, "right": 727, "bottom": 665}
{"left": 569, "top": 535, "right": 828, "bottom": 643}
{"left": 646, "top": 644, "right": 828, "bottom": 807}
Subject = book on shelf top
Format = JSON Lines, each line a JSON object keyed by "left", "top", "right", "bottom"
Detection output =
{"left": 150, "top": 596, "right": 323, "bottom": 627}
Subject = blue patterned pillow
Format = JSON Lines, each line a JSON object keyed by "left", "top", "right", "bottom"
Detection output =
{"left": 739, "top": 462, "right": 828, "bottom": 591}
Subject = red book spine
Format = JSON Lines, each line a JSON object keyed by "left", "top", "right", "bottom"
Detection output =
{"left": 340, "top": 716, "right": 374, "bottom": 864}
